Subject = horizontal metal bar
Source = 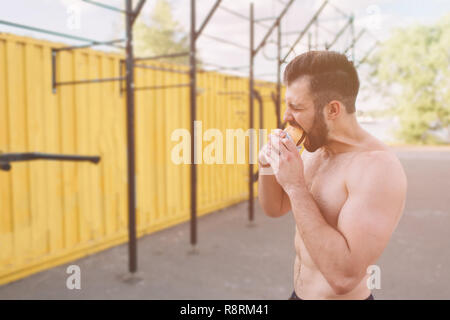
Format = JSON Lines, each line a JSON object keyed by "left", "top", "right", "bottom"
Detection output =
{"left": 0, "top": 20, "right": 121, "bottom": 46}
{"left": 55, "top": 76, "right": 125, "bottom": 87}
{"left": 0, "top": 152, "right": 100, "bottom": 164}
{"left": 202, "top": 34, "right": 249, "bottom": 51}
{"left": 134, "top": 51, "right": 189, "bottom": 62}
{"left": 133, "top": 64, "right": 189, "bottom": 74}
{"left": 133, "top": 83, "right": 190, "bottom": 91}
{"left": 55, "top": 38, "right": 125, "bottom": 52}
{"left": 81, "top": 0, "right": 125, "bottom": 13}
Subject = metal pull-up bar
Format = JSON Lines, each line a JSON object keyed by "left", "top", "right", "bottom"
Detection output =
{"left": 0, "top": 152, "right": 100, "bottom": 172}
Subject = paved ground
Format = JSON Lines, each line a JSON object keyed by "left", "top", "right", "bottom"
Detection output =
{"left": 0, "top": 148, "right": 449, "bottom": 300}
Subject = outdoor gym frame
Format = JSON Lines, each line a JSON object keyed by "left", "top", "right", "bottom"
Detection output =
{"left": 0, "top": 0, "right": 377, "bottom": 277}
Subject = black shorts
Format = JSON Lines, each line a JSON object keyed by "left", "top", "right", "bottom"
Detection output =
{"left": 289, "top": 290, "right": 374, "bottom": 300}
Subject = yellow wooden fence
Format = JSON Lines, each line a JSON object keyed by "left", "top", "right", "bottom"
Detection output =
{"left": 0, "top": 33, "right": 285, "bottom": 285}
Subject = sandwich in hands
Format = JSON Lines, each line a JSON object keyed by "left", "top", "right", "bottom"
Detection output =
{"left": 284, "top": 124, "right": 306, "bottom": 150}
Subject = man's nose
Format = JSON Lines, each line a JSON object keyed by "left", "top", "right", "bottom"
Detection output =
{"left": 283, "top": 108, "right": 293, "bottom": 123}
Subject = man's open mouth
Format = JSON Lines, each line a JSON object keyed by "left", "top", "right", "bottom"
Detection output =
{"left": 289, "top": 121, "right": 306, "bottom": 134}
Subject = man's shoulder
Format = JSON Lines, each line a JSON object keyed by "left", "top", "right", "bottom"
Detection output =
{"left": 353, "top": 147, "right": 400, "bottom": 170}
{"left": 348, "top": 148, "right": 407, "bottom": 191}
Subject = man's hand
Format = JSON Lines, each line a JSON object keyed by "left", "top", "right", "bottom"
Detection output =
{"left": 266, "top": 129, "right": 305, "bottom": 192}
{"left": 258, "top": 140, "right": 270, "bottom": 167}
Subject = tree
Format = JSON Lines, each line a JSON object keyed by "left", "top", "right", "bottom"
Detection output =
{"left": 367, "top": 14, "right": 450, "bottom": 144}
{"left": 133, "top": 0, "right": 190, "bottom": 65}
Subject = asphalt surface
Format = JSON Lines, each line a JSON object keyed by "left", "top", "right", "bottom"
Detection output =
{"left": 0, "top": 147, "right": 449, "bottom": 300}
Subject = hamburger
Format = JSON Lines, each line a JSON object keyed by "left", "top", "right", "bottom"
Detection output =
{"left": 284, "top": 124, "right": 306, "bottom": 149}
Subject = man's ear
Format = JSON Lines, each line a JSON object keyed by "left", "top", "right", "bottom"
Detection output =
{"left": 325, "top": 100, "right": 341, "bottom": 120}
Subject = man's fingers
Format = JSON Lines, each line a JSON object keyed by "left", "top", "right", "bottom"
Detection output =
{"left": 280, "top": 136, "right": 297, "bottom": 153}
{"left": 266, "top": 146, "right": 280, "bottom": 171}
{"left": 269, "top": 133, "right": 283, "bottom": 155}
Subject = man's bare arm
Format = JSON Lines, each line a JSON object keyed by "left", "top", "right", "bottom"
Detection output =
{"left": 258, "top": 171, "right": 288, "bottom": 217}
{"left": 258, "top": 130, "right": 293, "bottom": 217}
{"left": 284, "top": 151, "right": 407, "bottom": 295}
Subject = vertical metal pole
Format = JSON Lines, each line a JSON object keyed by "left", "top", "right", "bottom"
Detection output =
{"left": 248, "top": 2, "right": 254, "bottom": 223}
{"left": 52, "top": 49, "right": 56, "bottom": 94}
{"left": 350, "top": 14, "right": 355, "bottom": 61}
{"left": 119, "top": 60, "right": 124, "bottom": 97}
{"left": 308, "top": 32, "right": 312, "bottom": 51}
{"left": 190, "top": 0, "right": 197, "bottom": 246}
{"left": 125, "top": 0, "right": 137, "bottom": 273}
{"left": 314, "top": 18, "right": 318, "bottom": 50}
{"left": 276, "top": 21, "right": 282, "bottom": 129}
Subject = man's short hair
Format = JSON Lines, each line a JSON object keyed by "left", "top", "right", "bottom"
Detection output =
{"left": 283, "top": 51, "right": 360, "bottom": 113}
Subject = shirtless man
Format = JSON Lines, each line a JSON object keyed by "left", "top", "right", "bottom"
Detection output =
{"left": 257, "top": 51, "right": 407, "bottom": 300}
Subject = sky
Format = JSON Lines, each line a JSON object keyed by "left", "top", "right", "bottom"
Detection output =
{"left": 1, "top": 0, "right": 449, "bottom": 111}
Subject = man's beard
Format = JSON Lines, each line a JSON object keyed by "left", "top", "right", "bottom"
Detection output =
{"left": 304, "top": 110, "right": 329, "bottom": 152}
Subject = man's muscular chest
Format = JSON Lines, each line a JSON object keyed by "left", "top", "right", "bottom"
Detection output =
{"left": 303, "top": 151, "right": 353, "bottom": 226}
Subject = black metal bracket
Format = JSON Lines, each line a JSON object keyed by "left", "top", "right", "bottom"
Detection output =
{"left": 0, "top": 152, "right": 100, "bottom": 171}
